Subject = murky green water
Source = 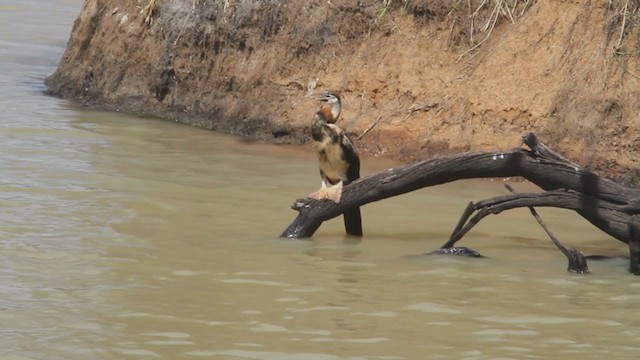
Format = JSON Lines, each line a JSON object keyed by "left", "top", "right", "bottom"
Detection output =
{"left": 1, "top": 1, "right": 639, "bottom": 359}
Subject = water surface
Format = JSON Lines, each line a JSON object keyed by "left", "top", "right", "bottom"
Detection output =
{"left": 0, "top": 1, "right": 637, "bottom": 359}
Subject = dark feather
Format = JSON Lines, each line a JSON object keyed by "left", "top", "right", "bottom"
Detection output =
{"left": 340, "top": 134, "right": 360, "bottom": 184}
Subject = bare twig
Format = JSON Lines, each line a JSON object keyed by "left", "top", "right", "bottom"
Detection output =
{"left": 504, "top": 183, "right": 589, "bottom": 273}
{"left": 449, "top": 18, "right": 458, "bottom": 46}
{"left": 501, "top": 0, "right": 516, "bottom": 24}
{"left": 617, "top": 0, "right": 630, "bottom": 51}
{"left": 408, "top": 102, "right": 438, "bottom": 113}
{"left": 358, "top": 116, "right": 382, "bottom": 140}
{"left": 519, "top": 0, "right": 533, "bottom": 16}
{"left": 173, "top": 9, "right": 193, "bottom": 45}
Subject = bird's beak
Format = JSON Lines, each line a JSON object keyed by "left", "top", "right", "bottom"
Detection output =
{"left": 315, "top": 93, "right": 330, "bottom": 102}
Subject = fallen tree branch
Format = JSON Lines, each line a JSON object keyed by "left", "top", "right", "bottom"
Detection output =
{"left": 443, "top": 189, "right": 631, "bottom": 246}
{"left": 281, "top": 133, "right": 640, "bottom": 240}
{"left": 507, "top": 183, "right": 588, "bottom": 273}
{"left": 281, "top": 132, "right": 640, "bottom": 273}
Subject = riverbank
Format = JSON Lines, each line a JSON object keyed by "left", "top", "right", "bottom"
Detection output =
{"left": 46, "top": 0, "right": 640, "bottom": 185}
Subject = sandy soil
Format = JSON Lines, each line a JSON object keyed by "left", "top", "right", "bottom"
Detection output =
{"left": 46, "top": 0, "right": 640, "bottom": 185}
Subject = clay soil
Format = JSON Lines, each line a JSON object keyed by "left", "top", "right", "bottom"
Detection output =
{"left": 46, "top": 0, "right": 640, "bottom": 185}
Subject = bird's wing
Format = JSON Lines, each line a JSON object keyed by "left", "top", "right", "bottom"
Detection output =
{"left": 340, "top": 133, "right": 360, "bottom": 182}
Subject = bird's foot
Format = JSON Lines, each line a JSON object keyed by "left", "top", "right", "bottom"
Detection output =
{"left": 325, "top": 181, "right": 343, "bottom": 203}
{"left": 308, "top": 182, "right": 343, "bottom": 203}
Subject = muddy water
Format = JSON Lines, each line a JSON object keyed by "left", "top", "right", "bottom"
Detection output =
{"left": 2, "top": 1, "right": 640, "bottom": 359}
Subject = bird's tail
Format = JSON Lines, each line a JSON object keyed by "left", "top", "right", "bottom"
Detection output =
{"left": 343, "top": 207, "right": 362, "bottom": 236}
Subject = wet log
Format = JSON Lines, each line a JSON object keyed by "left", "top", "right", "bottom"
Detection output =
{"left": 443, "top": 188, "right": 640, "bottom": 274}
{"left": 280, "top": 132, "right": 640, "bottom": 273}
{"left": 445, "top": 185, "right": 592, "bottom": 273}
{"left": 281, "top": 133, "right": 640, "bottom": 238}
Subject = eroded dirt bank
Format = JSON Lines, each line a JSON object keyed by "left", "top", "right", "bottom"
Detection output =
{"left": 46, "top": 0, "right": 640, "bottom": 185}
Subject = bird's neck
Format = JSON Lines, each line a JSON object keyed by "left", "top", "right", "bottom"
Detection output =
{"left": 329, "top": 102, "right": 341, "bottom": 121}
{"left": 311, "top": 110, "right": 329, "bottom": 141}
{"left": 317, "top": 105, "right": 339, "bottom": 124}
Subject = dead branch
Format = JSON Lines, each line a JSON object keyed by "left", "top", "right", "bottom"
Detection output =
{"left": 505, "top": 183, "right": 588, "bottom": 273}
{"left": 407, "top": 102, "right": 438, "bottom": 113}
{"left": 280, "top": 132, "right": 640, "bottom": 273}
{"left": 443, "top": 189, "right": 633, "bottom": 246}
{"left": 282, "top": 133, "right": 640, "bottom": 239}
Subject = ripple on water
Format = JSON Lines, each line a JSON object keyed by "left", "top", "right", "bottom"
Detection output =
{"left": 310, "top": 337, "right": 389, "bottom": 344}
{"left": 473, "top": 328, "right": 540, "bottom": 336}
{"left": 477, "top": 314, "right": 583, "bottom": 324}
{"left": 608, "top": 294, "right": 640, "bottom": 302}
{"left": 221, "top": 278, "right": 291, "bottom": 287}
{"left": 537, "top": 278, "right": 580, "bottom": 287}
{"left": 113, "top": 348, "right": 160, "bottom": 357}
{"left": 234, "top": 271, "right": 273, "bottom": 276}
{"left": 184, "top": 349, "right": 364, "bottom": 359}
{"left": 286, "top": 305, "right": 350, "bottom": 313}
{"left": 143, "top": 332, "right": 191, "bottom": 338}
{"left": 283, "top": 287, "right": 322, "bottom": 293}
{"left": 249, "top": 323, "right": 287, "bottom": 332}
{"left": 344, "top": 337, "right": 388, "bottom": 343}
{"left": 275, "top": 297, "right": 301, "bottom": 302}
{"left": 233, "top": 343, "right": 264, "bottom": 348}
{"left": 146, "top": 340, "right": 194, "bottom": 346}
{"left": 60, "top": 320, "right": 103, "bottom": 331}
{"left": 172, "top": 270, "right": 202, "bottom": 276}
{"left": 351, "top": 311, "right": 397, "bottom": 318}
{"left": 404, "top": 302, "right": 461, "bottom": 314}
{"left": 249, "top": 322, "right": 332, "bottom": 336}
{"left": 0, "top": 356, "right": 39, "bottom": 360}
{"left": 241, "top": 310, "right": 263, "bottom": 315}
{"left": 497, "top": 346, "right": 533, "bottom": 353}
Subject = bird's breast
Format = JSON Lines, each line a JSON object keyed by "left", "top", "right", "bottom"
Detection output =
{"left": 315, "top": 137, "right": 349, "bottom": 183}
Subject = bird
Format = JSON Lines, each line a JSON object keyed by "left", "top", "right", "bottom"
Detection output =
{"left": 309, "top": 91, "right": 363, "bottom": 236}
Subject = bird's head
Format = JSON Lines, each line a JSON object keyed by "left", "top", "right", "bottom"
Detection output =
{"left": 317, "top": 91, "right": 341, "bottom": 105}
{"left": 316, "top": 91, "right": 342, "bottom": 123}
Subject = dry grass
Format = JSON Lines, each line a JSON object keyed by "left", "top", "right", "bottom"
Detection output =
{"left": 605, "top": 0, "right": 640, "bottom": 79}
{"left": 376, "top": 0, "right": 534, "bottom": 55}
{"left": 141, "top": 0, "right": 158, "bottom": 25}
{"left": 144, "top": 0, "right": 640, "bottom": 66}
{"left": 607, "top": 0, "right": 640, "bottom": 56}
{"left": 456, "top": 0, "right": 532, "bottom": 52}
{"left": 443, "top": 0, "right": 533, "bottom": 59}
